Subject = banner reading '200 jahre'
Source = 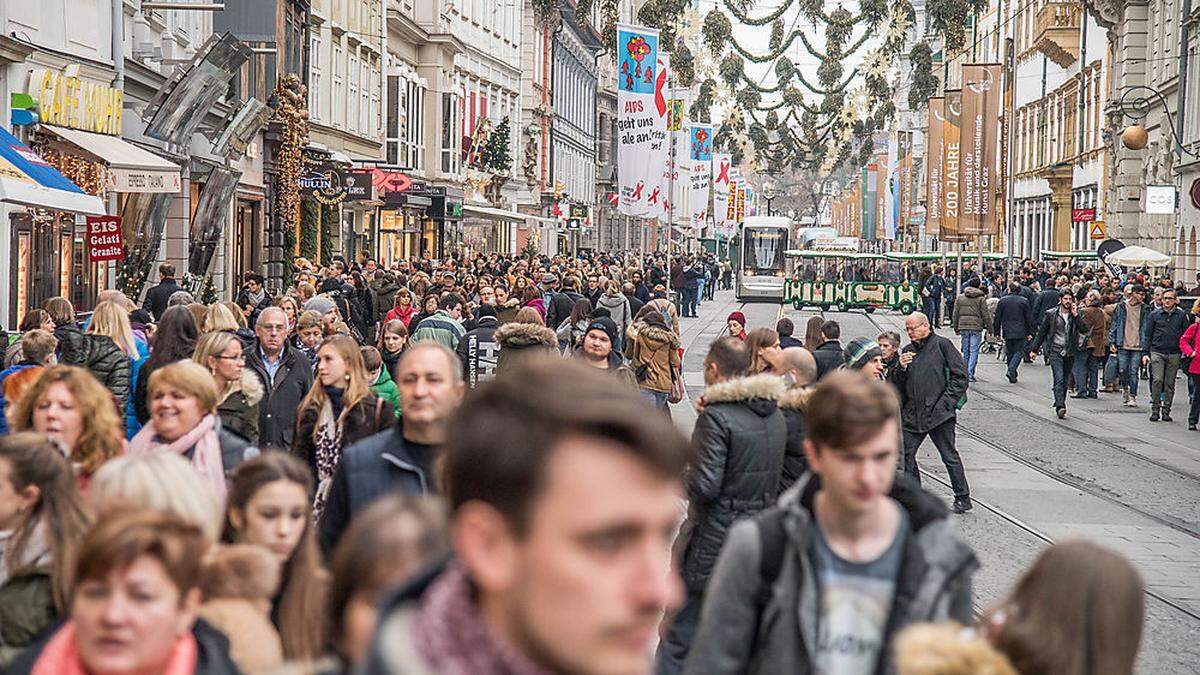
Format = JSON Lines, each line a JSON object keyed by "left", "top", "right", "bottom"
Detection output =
{"left": 616, "top": 24, "right": 665, "bottom": 218}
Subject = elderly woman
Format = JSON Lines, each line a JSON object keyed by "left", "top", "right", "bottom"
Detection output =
{"left": 129, "top": 360, "right": 258, "bottom": 496}
{"left": 9, "top": 509, "right": 238, "bottom": 674}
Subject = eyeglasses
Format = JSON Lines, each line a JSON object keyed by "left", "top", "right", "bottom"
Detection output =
{"left": 215, "top": 354, "right": 245, "bottom": 362}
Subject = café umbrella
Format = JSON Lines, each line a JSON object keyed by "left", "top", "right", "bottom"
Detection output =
{"left": 1104, "top": 245, "right": 1172, "bottom": 268}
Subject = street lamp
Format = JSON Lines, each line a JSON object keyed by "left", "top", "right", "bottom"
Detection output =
{"left": 1117, "top": 85, "right": 1197, "bottom": 158}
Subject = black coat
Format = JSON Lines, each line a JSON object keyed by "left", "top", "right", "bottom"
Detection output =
{"left": 812, "top": 340, "right": 844, "bottom": 380}
{"left": 890, "top": 333, "right": 969, "bottom": 434}
{"left": 245, "top": 340, "right": 315, "bottom": 449}
{"left": 1030, "top": 307, "right": 1089, "bottom": 357}
{"left": 143, "top": 278, "right": 181, "bottom": 321}
{"left": 543, "top": 292, "right": 576, "bottom": 332}
{"left": 777, "top": 388, "right": 809, "bottom": 494}
{"left": 1032, "top": 287, "right": 1061, "bottom": 319}
{"left": 234, "top": 287, "right": 274, "bottom": 328}
{"left": 294, "top": 392, "right": 393, "bottom": 484}
{"left": 681, "top": 374, "right": 787, "bottom": 592}
{"left": 456, "top": 317, "right": 499, "bottom": 388}
{"left": 993, "top": 293, "right": 1035, "bottom": 340}
{"left": 54, "top": 326, "right": 131, "bottom": 411}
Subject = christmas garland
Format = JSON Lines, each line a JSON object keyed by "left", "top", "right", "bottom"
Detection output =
{"left": 272, "top": 74, "right": 309, "bottom": 259}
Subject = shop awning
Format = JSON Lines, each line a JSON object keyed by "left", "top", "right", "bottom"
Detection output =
{"left": 43, "top": 125, "right": 181, "bottom": 193}
{"left": 462, "top": 203, "right": 526, "bottom": 223}
{"left": 0, "top": 126, "right": 105, "bottom": 214}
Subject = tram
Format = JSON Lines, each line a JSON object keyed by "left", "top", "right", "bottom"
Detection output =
{"left": 735, "top": 217, "right": 792, "bottom": 302}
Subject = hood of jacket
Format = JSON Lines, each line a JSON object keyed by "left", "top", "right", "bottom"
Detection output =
{"left": 777, "top": 386, "right": 812, "bottom": 411}
{"left": 636, "top": 322, "right": 679, "bottom": 348}
{"left": 701, "top": 373, "right": 785, "bottom": 416}
{"left": 962, "top": 286, "right": 985, "bottom": 299}
{"left": 234, "top": 370, "right": 264, "bottom": 407}
{"left": 493, "top": 322, "right": 558, "bottom": 349}
{"left": 597, "top": 293, "right": 626, "bottom": 310}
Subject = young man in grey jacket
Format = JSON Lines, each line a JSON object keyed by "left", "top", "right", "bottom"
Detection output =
{"left": 684, "top": 372, "right": 977, "bottom": 675}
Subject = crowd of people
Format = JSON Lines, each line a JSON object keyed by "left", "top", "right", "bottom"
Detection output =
{"left": 0, "top": 250, "right": 1156, "bottom": 675}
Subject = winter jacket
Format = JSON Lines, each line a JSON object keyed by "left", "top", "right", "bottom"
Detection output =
{"left": 1032, "top": 287, "right": 1061, "bottom": 319}
{"left": 1108, "top": 301, "right": 1153, "bottom": 352}
{"left": 1181, "top": 322, "right": 1200, "bottom": 375}
{"left": 629, "top": 323, "right": 681, "bottom": 393}
{"left": 245, "top": 340, "right": 315, "bottom": 450}
{"left": 143, "top": 278, "right": 181, "bottom": 321}
{"left": 682, "top": 374, "right": 787, "bottom": 592}
{"left": 371, "top": 366, "right": 402, "bottom": 418}
{"left": 294, "top": 393, "right": 394, "bottom": 484}
{"left": 595, "top": 292, "right": 632, "bottom": 342}
{"left": 1142, "top": 307, "right": 1190, "bottom": 355}
{"left": 543, "top": 292, "right": 576, "bottom": 331}
{"left": 776, "top": 387, "right": 810, "bottom": 494}
{"left": 8, "top": 618, "right": 240, "bottom": 675}
{"left": 555, "top": 318, "right": 589, "bottom": 352}
{"left": 409, "top": 310, "right": 466, "bottom": 351}
{"left": 455, "top": 317, "right": 500, "bottom": 388}
{"left": 370, "top": 279, "right": 401, "bottom": 325}
{"left": 812, "top": 340, "right": 844, "bottom": 381}
{"left": 234, "top": 287, "right": 274, "bottom": 328}
{"left": 493, "top": 299, "right": 521, "bottom": 325}
{"left": 684, "top": 473, "right": 977, "bottom": 675}
{"left": 1080, "top": 304, "right": 1111, "bottom": 355}
{"left": 318, "top": 426, "right": 431, "bottom": 555}
{"left": 951, "top": 286, "right": 990, "bottom": 332}
{"left": 216, "top": 371, "right": 264, "bottom": 445}
{"left": 993, "top": 293, "right": 1035, "bottom": 340}
{"left": 0, "top": 363, "right": 42, "bottom": 435}
{"left": 494, "top": 322, "right": 559, "bottom": 375}
{"left": 54, "top": 326, "right": 131, "bottom": 411}
{"left": 385, "top": 304, "right": 418, "bottom": 328}
{"left": 574, "top": 348, "right": 639, "bottom": 389}
{"left": 1030, "top": 307, "right": 1089, "bottom": 357}
{"left": 0, "top": 567, "right": 55, "bottom": 666}
{"left": 889, "top": 333, "right": 969, "bottom": 434}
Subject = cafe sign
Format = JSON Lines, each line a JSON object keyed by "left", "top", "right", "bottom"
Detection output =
{"left": 298, "top": 167, "right": 346, "bottom": 205}
{"left": 29, "top": 69, "right": 123, "bottom": 135}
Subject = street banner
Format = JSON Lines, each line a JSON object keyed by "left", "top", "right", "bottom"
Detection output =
{"left": 687, "top": 124, "right": 712, "bottom": 232}
{"left": 884, "top": 135, "right": 898, "bottom": 240}
{"left": 616, "top": 24, "right": 663, "bottom": 217}
{"left": 940, "top": 89, "right": 967, "bottom": 242}
{"left": 735, "top": 183, "right": 746, "bottom": 222}
{"left": 862, "top": 164, "right": 876, "bottom": 240}
{"left": 960, "top": 64, "right": 1003, "bottom": 236}
{"left": 712, "top": 153, "right": 732, "bottom": 236}
{"left": 926, "top": 97, "right": 944, "bottom": 237}
{"left": 642, "top": 53, "right": 672, "bottom": 222}
{"left": 661, "top": 86, "right": 687, "bottom": 224}
{"left": 746, "top": 187, "right": 756, "bottom": 217}
{"left": 898, "top": 131, "right": 913, "bottom": 238}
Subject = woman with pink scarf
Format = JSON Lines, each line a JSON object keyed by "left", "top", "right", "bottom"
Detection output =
{"left": 128, "top": 361, "right": 258, "bottom": 498}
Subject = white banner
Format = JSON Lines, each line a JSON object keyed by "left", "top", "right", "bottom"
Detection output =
{"left": 712, "top": 153, "right": 732, "bottom": 238}
{"left": 616, "top": 25, "right": 665, "bottom": 218}
{"left": 687, "top": 124, "right": 712, "bottom": 233}
{"left": 644, "top": 54, "right": 673, "bottom": 223}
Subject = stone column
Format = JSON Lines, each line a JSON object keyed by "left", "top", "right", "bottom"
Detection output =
{"left": 1043, "top": 163, "right": 1075, "bottom": 252}
{"left": 1108, "top": 0, "right": 1150, "bottom": 243}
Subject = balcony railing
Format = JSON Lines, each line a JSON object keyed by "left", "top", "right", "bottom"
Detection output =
{"left": 1034, "top": 0, "right": 1082, "bottom": 67}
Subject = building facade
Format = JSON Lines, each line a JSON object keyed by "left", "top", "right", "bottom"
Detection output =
{"left": 551, "top": 0, "right": 602, "bottom": 254}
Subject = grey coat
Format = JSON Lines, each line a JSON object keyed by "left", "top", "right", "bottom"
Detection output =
{"left": 684, "top": 473, "right": 977, "bottom": 675}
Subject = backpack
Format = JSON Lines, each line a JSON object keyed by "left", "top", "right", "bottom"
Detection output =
{"left": 754, "top": 506, "right": 789, "bottom": 611}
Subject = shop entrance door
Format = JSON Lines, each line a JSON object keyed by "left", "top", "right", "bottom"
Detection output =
{"left": 232, "top": 199, "right": 263, "bottom": 279}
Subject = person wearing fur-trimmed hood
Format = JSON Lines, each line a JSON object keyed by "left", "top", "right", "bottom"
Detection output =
{"left": 493, "top": 318, "right": 559, "bottom": 375}
{"left": 657, "top": 336, "right": 787, "bottom": 674}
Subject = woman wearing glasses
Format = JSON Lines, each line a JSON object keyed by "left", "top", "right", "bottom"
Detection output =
{"left": 195, "top": 331, "right": 263, "bottom": 445}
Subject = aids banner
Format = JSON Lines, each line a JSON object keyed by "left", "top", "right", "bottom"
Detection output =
{"left": 616, "top": 23, "right": 665, "bottom": 218}
{"left": 712, "top": 153, "right": 733, "bottom": 237}
{"left": 643, "top": 54, "right": 673, "bottom": 223}
{"left": 687, "top": 124, "right": 712, "bottom": 232}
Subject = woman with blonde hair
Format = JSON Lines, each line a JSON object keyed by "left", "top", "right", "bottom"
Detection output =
{"left": 87, "top": 452, "right": 224, "bottom": 541}
{"left": 202, "top": 302, "right": 241, "bottom": 333}
{"left": 295, "top": 335, "right": 392, "bottom": 515}
{"left": 130, "top": 360, "right": 258, "bottom": 496}
{"left": 9, "top": 365, "right": 125, "bottom": 488}
{"left": 274, "top": 294, "right": 301, "bottom": 331}
{"left": 88, "top": 299, "right": 148, "bottom": 437}
{"left": 194, "top": 331, "right": 263, "bottom": 444}
{"left": 295, "top": 281, "right": 317, "bottom": 306}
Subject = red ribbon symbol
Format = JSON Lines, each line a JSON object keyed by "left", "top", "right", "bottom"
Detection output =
{"left": 648, "top": 187, "right": 661, "bottom": 204}
{"left": 654, "top": 60, "right": 668, "bottom": 116}
{"left": 632, "top": 181, "right": 645, "bottom": 200}
{"left": 716, "top": 161, "right": 730, "bottom": 184}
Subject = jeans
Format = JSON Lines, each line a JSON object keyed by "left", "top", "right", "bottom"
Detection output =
{"left": 1189, "top": 372, "right": 1200, "bottom": 426}
{"left": 1149, "top": 352, "right": 1182, "bottom": 412}
{"left": 1047, "top": 352, "right": 1075, "bottom": 410}
{"left": 1004, "top": 338, "right": 1026, "bottom": 380}
{"left": 682, "top": 286, "right": 699, "bottom": 317}
{"left": 960, "top": 330, "right": 982, "bottom": 379}
{"left": 902, "top": 418, "right": 970, "bottom": 500}
{"left": 695, "top": 279, "right": 706, "bottom": 305}
{"left": 656, "top": 592, "right": 704, "bottom": 674}
{"left": 1117, "top": 349, "right": 1142, "bottom": 398}
{"left": 1072, "top": 352, "right": 1102, "bottom": 397}
{"left": 641, "top": 388, "right": 669, "bottom": 409}
{"left": 923, "top": 297, "right": 943, "bottom": 326}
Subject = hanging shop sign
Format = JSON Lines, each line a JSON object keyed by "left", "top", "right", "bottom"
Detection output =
{"left": 1190, "top": 178, "right": 1200, "bottom": 210}
{"left": 1071, "top": 208, "right": 1096, "bottom": 222}
{"left": 298, "top": 166, "right": 346, "bottom": 205}
{"left": 343, "top": 170, "right": 374, "bottom": 201}
{"left": 1145, "top": 185, "right": 1177, "bottom": 214}
{"left": 86, "top": 215, "right": 125, "bottom": 262}
{"left": 29, "top": 69, "right": 123, "bottom": 135}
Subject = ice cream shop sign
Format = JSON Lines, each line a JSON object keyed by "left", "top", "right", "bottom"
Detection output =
{"left": 86, "top": 216, "right": 125, "bottom": 262}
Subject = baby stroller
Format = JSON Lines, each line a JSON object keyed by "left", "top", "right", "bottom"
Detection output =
{"left": 981, "top": 296, "right": 1004, "bottom": 359}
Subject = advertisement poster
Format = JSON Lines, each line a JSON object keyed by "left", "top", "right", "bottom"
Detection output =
{"left": 616, "top": 24, "right": 662, "bottom": 217}
{"left": 687, "top": 124, "right": 712, "bottom": 232}
{"left": 959, "top": 64, "right": 1002, "bottom": 236}
{"left": 86, "top": 215, "right": 125, "bottom": 262}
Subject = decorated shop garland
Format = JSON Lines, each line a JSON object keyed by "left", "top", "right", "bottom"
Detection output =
{"left": 272, "top": 74, "right": 310, "bottom": 260}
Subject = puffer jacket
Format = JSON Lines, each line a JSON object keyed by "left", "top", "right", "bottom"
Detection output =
{"left": 0, "top": 567, "right": 55, "bottom": 666}
{"left": 951, "top": 286, "right": 990, "bottom": 332}
{"left": 684, "top": 473, "right": 977, "bottom": 675}
{"left": 54, "top": 325, "right": 131, "bottom": 411}
{"left": 889, "top": 333, "right": 969, "bottom": 434}
{"left": 217, "top": 371, "right": 264, "bottom": 445}
{"left": 596, "top": 292, "right": 632, "bottom": 340}
{"left": 776, "top": 387, "right": 810, "bottom": 493}
{"left": 630, "top": 323, "right": 680, "bottom": 393}
{"left": 494, "top": 322, "right": 559, "bottom": 375}
{"left": 681, "top": 373, "right": 787, "bottom": 592}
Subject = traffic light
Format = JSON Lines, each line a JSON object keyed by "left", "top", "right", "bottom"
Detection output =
{"left": 10, "top": 92, "right": 38, "bottom": 127}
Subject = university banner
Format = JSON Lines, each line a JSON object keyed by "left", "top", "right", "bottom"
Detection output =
{"left": 884, "top": 135, "right": 898, "bottom": 240}
{"left": 687, "top": 124, "right": 713, "bottom": 232}
{"left": 616, "top": 24, "right": 663, "bottom": 217}
{"left": 925, "top": 97, "right": 945, "bottom": 237}
{"left": 862, "top": 164, "right": 876, "bottom": 240}
{"left": 960, "top": 64, "right": 1003, "bottom": 236}
{"left": 940, "top": 89, "right": 967, "bottom": 242}
{"left": 712, "top": 153, "right": 733, "bottom": 237}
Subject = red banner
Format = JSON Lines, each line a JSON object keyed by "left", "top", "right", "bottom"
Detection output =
{"left": 86, "top": 216, "right": 124, "bottom": 262}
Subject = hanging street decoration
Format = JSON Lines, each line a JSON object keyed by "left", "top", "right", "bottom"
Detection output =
{"left": 687, "top": 123, "right": 713, "bottom": 233}
{"left": 616, "top": 24, "right": 665, "bottom": 218}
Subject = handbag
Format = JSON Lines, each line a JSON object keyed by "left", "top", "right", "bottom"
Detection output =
{"left": 668, "top": 365, "right": 685, "bottom": 404}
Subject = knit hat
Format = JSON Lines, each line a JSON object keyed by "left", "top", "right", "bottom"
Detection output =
{"left": 474, "top": 304, "right": 497, "bottom": 320}
{"left": 304, "top": 295, "right": 337, "bottom": 315}
{"left": 844, "top": 336, "right": 883, "bottom": 371}
{"left": 585, "top": 317, "right": 620, "bottom": 345}
{"left": 726, "top": 311, "right": 746, "bottom": 326}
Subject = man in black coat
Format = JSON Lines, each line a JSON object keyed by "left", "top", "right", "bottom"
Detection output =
{"left": 890, "top": 312, "right": 972, "bottom": 513}
{"left": 143, "top": 263, "right": 180, "bottom": 321}
{"left": 456, "top": 305, "right": 499, "bottom": 388}
{"left": 993, "top": 283, "right": 1035, "bottom": 382}
{"left": 657, "top": 336, "right": 787, "bottom": 674}
{"left": 539, "top": 273, "right": 574, "bottom": 330}
{"left": 1029, "top": 291, "right": 1089, "bottom": 418}
{"left": 812, "top": 319, "right": 845, "bottom": 380}
{"left": 244, "top": 307, "right": 314, "bottom": 449}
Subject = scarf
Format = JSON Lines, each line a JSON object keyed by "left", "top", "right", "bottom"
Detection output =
{"left": 245, "top": 287, "right": 266, "bottom": 308}
{"left": 311, "top": 397, "right": 345, "bottom": 518}
{"left": 411, "top": 565, "right": 553, "bottom": 675}
{"left": 129, "top": 414, "right": 226, "bottom": 499}
{"left": 32, "top": 622, "right": 197, "bottom": 675}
